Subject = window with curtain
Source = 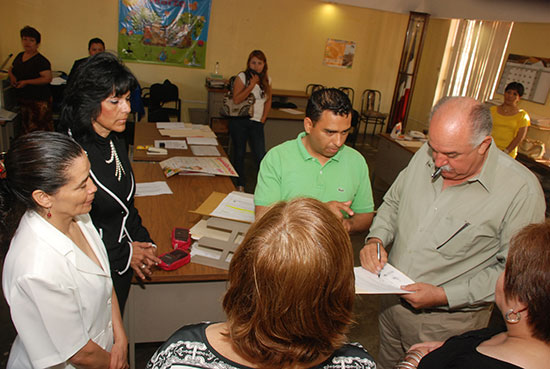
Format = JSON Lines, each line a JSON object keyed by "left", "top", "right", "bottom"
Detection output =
{"left": 433, "top": 19, "right": 514, "bottom": 104}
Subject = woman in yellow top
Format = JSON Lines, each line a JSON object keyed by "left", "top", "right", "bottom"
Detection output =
{"left": 490, "top": 82, "right": 530, "bottom": 158}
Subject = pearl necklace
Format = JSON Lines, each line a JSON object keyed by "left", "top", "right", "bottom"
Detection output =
{"left": 105, "top": 140, "right": 125, "bottom": 181}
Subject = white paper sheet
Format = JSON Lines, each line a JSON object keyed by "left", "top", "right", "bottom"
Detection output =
{"left": 187, "top": 137, "right": 219, "bottom": 145}
{"left": 354, "top": 264, "right": 415, "bottom": 294}
{"left": 210, "top": 191, "right": 255, "bottom": 223}
{"left": 135, "top": 181, "right": 173, "bottom": 197}
{"left": 190, "top": 145, "right": 220, "bottom": 156}
{"left": 154, "top": 140, "right": 188, "bottom": 149}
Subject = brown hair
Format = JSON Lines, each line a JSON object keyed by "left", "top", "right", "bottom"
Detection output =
{"left": 222, "top": 198, "right": 355, "bottom": 367}
{"left": 504, "top": 220, "right": 550, "bottom": 342}
{"left": 245, "top": 49, "right": 270, "bottom": 95}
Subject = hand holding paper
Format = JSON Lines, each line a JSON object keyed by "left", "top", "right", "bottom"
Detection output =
{"left": 354, "top": 263, "right": 415, "bottom": 294}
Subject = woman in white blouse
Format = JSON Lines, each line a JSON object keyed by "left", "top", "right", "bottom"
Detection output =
{"left": 229, "top": 49, "right": 272, "bottom": 192}
{"left": 1, "top": 131, "right": 128, "bottom": 369}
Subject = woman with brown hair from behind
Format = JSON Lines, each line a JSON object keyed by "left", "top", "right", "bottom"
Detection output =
{"left": 147, "top": 197, "right": 376, "bottom": 369}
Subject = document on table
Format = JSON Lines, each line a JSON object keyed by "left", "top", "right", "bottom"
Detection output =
{"left": 135, "top": 181, "right": 173, "bottom": 197}
{"left": 190, "top": 145, "right": 220, "bottom": 156}
{"left": 159, "top": 156, "right": 238, "bottom": 177}
{"left": 154, "top": 140, "right": 188, "bottom": 149}
{"left": 210, "top": 191, "right": 255, "bottom": 223}
{"left": 159, "top": 128, "right": 217, "bottom": 138}
{"left": 156, "top": 122, "right": 187, "bottom": 129}
{"left": 187, "top": 137, "right": 218, "bottom": 145}
{"left": 354, "top": 264, "right": 415, "bottom": 294}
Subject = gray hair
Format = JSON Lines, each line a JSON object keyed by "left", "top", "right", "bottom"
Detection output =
{"left": 430, "top": 96, "right": 492, "bottom": 146}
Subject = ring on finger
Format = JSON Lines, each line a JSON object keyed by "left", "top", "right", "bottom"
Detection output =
{"left": 141, "top": 264, "right": 146, "bottom": 269}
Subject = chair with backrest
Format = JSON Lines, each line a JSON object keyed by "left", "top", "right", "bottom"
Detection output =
{"left": 143, "top": 79, "right": 181, "bottom": 122}
{"left": 359, "top": 89, "right": 387, "bottom": 139}
{"left": 305, "top": 83, "right": 324, "bottom": 95}
{"left": 338, "top": 87, "right": 360, "bottom": 147}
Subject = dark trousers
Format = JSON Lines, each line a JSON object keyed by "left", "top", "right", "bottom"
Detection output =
{"left": 229, "top": 118, "right": 266, "bottom": 187}
{"left": 112, "top": 268, "right": 133, "bottom": 316}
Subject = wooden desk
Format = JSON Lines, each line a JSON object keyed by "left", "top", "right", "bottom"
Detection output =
{"left": 373, "top": 133, "right": 421, "bottom": 187}
{"left": 132, "top": 122, "right": 225, "bottom": 162}
{"left": 265, "top": 109, "right": 305, "bottom": 151}
{"left": 125, "top": 162, "right": 234, "bottom": 368}
{"left": 206, "top": 87, "right": 309, "bottom": 123}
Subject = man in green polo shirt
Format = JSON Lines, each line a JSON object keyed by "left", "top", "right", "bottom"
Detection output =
{"left": 254, "top": 88, "right": 374, "bottom": 233}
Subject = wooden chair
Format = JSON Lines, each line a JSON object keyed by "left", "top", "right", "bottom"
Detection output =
{"left": 359, "top": 89, "right": 387, "bottom": 138}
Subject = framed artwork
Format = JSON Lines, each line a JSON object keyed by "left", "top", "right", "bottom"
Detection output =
{"left": 497, "top": 54, "right": 550, "bottom": 104}
{"left": 323, "top": 39, "right": 356, "bottom": 69}
{"left": 118, "top": 0, "right": 212, "bottom": 69}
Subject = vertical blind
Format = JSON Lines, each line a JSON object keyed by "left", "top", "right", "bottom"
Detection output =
{"left": 434, "top": 19, "right": 513, "bottom": 104}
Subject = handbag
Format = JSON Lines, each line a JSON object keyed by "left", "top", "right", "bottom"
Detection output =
{"left": 220, "top": 75, "right": 255, "bottom": 118}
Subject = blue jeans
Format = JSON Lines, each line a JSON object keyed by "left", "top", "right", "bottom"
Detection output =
{"left": 229, "top": 118, "right": 266, "bottom": 187}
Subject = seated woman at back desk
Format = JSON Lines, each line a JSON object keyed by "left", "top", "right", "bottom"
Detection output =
{"left": 398, "top": 220, "right": 550, "bottom": 369}
{"left": 147, "top": 198, "right": 376, "bottom": 369}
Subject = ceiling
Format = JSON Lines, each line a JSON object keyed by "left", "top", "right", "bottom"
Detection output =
{"left": 328, "top": 0, "right": 550, "bottom": 23}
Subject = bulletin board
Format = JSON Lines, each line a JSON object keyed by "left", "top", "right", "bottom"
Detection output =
{"left": 497, "top": 54, "right": 550, "bottom": 104}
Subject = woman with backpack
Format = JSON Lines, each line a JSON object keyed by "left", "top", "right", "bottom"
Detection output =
{"left": 230, "top": 50, "right": 272, "bottom": 192}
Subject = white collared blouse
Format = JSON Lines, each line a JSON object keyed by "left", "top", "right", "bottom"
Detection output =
{"left": 2, "top": 211, "right": 114, "bottom": 368}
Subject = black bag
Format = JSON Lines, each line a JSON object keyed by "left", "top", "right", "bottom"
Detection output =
{"left": 220, "top": 75, "right": 255, "bottom": 118}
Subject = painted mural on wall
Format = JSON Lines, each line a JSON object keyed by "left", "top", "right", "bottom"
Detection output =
{"left": 118, "top": 0, "right": 211, "bottom": 68}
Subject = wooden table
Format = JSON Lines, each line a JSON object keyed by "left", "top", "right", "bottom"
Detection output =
{"left": 373, "top": 133, "right": 422, "bottom": 187}
{"left": 132, "top": 122, "right": 226, "bottom": 162}
{"left": 125, "top": 161, "right": 234, "bottom": 368}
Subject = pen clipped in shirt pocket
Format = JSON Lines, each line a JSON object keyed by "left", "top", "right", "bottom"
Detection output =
{"left": 433, "top": 218, "right": 476, "bottom": 258}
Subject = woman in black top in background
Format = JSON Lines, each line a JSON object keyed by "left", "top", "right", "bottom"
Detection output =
{"left": 8, "top": 26, "right": 53, "bottom": 133}
{"left": 58, "top": 52, "right": 161, "bottom": 314}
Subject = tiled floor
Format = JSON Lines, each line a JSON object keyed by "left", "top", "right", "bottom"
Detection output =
{"left": 0, "top": 134, "right": 387, "bottom": 368}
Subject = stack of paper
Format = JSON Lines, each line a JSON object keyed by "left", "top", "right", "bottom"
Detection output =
{"left": 157, "top": 122, "right": 216, "bottom": 138}
{"left": 159, "top": 156, "right": 237, "bottom": 177}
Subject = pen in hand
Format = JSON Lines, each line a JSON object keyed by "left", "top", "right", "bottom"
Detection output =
{"left": 377, "top": 242, "right": 381, "bottom": 278}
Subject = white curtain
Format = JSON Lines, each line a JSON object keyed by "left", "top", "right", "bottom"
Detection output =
{"left": 433, "top": 19, "right": 513, "bottom": 104}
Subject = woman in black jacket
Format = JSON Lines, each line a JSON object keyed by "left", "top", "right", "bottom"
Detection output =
{"left": 58, "top": 52, "right": 160, "bottom": 314}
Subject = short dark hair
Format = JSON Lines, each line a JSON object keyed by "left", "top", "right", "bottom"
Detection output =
{"left": 58, "top": 52, "right": 137, "bottom": 143}
{"left": 223, "top": 198, "right": 355, "bottom": 367}
{"left": 505, "top": 82, "right": 525, "bottom": 97}
{"left": 0, "top": 132, "right": 84, "bottom": 252}
{"left": 306, "top": 88, "right": 352, "bottom": 123}
{"left": 504, "top": 220, "right": 550, "bottom": 342}
{"left": 88, "top": 37, "right": 105, "bottom": 50}
{"left": 20, "top": 26, "right": 41, "bottom": 44}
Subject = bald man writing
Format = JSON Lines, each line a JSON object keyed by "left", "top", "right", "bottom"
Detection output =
{"left": 360, "top": 97, "right": 545, "bottom": 369}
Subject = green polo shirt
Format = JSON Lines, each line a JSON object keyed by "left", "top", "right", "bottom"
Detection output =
{"left": 254, "top": 132, "right": 374, "bottom": 214}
